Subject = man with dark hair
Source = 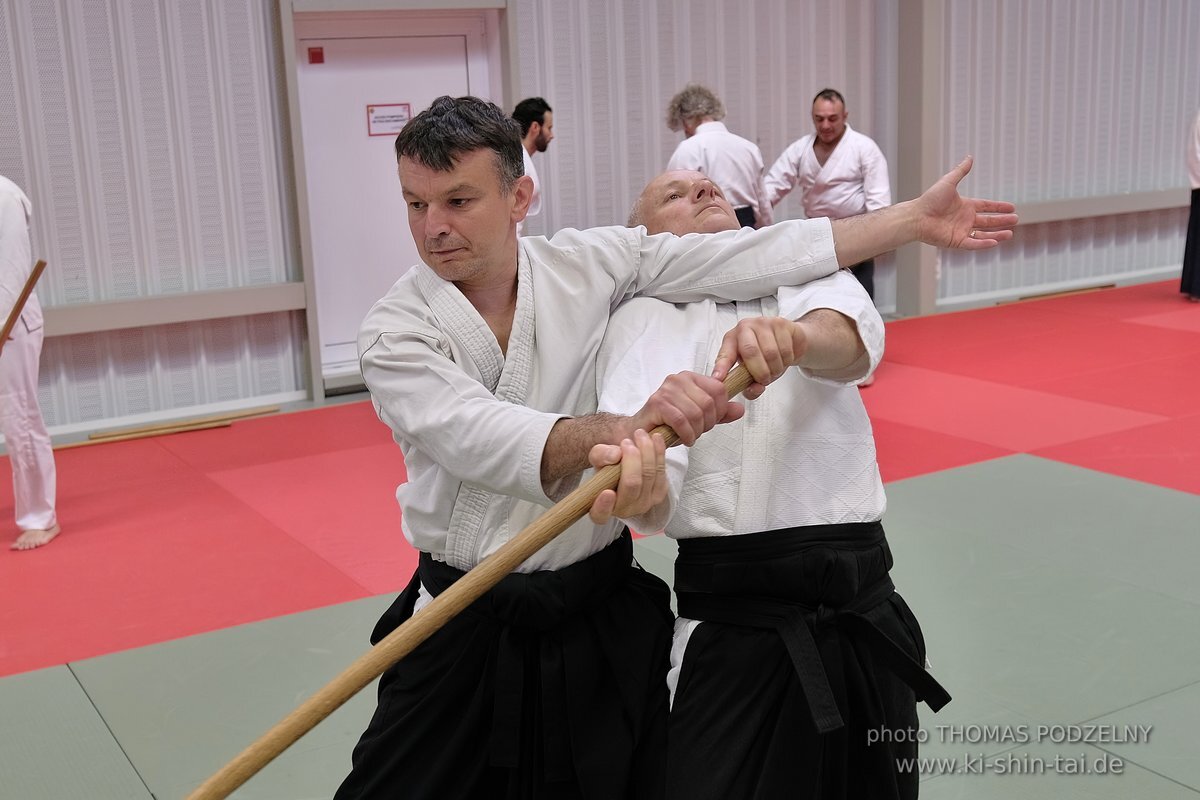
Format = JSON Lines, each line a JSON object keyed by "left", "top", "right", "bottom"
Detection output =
{"left": 766, "top": 88, "right": 891, "bottom": 301}
{"left": 335, "top": 95, "right": 1014, "bottom": 799}
{"left": 765, "top": 88, "right": 893, "bottom": 385}
{"left": 604, "top": 169, "right": 956, "bottom": 799}
{"left": 512, "top": 97, "right": 554, "bottom": 233}
{"left": 665, "top": 84, "right": 772, "bottom": 229}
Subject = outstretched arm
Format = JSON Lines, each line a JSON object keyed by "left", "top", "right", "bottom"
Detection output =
{"left": 830, "top": 155, "right": 1017, "bottom": 268}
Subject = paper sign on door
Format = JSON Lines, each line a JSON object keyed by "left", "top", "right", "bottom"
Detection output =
{"left": 367, "top": 104, "right": 412, "bottom": 136}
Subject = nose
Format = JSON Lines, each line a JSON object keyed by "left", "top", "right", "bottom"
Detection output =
{"left": 423, "top": 204, "right": 452, "bottom": 239}
{"left": 693, "top": 179, "right": 717, "bottom": 201}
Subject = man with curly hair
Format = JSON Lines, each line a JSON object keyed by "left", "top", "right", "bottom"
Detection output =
{"left": 665, "top": 84, "right": 772, "bottom": 229}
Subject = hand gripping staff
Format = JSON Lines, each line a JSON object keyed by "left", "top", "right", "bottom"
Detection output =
{"left": 0, "top": 260, "right": 46, "bottom": 356}
{"left": 186, "top": 363, "right": 756, "bottom": 799}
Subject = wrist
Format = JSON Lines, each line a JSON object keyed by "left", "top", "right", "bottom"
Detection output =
{"left": 611, "top": 415, "right": 636, "bottom": 444}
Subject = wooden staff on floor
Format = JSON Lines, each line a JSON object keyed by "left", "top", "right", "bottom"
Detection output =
{"left": 0, "top": 259, "right": 46, "bottom": 356}
{"left": 185, "top": 363, "right": 756, "bottom": 800}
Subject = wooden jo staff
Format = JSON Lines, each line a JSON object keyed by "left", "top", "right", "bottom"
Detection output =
{"left": 187, "top": 363, "right": 756, "bottom": 800}
{"left": 0, "top": 259, "right": 47, "bottom": 357}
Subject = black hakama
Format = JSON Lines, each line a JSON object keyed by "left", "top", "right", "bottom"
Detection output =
{"left": 667, "top": 522, "right": 950, "bottom": 800}
{"left": 334, "top": 531, "right": 673, "bottom": 800}
{"left": 1182, "top": 188, "right": 1200, "bottom": 300}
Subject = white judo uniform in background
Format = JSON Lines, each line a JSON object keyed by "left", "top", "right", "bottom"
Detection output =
{"left": 0, "top": 176, "right": 57, "bottom": 534}
{"left": 667, "top": 121, "right": 773, "bottom": 228}
{"left": 764, "top": 124, "right": 892, "bottom": 218}
{"left": 358, "top": 220, "right": 839, "bottom": 574}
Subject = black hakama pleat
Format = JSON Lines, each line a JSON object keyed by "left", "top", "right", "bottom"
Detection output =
{"left": 1181, "top": 188, "right": 1200, "bottom": 299}
{"left": 667, "top": 522, "right": 949, "bottom": 800}
{"left": 334, "top": 531, "right": 672, "bottom": 800}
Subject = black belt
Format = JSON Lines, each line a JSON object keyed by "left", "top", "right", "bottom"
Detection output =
{"left": 675, "top": 522, "right": 951, "bottom": 735}
{"left": 418, "top": 531, "right": 635, "bottom": 782}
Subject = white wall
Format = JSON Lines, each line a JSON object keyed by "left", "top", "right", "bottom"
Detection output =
{"left": 936, "top": 0, "right": 1200, "bottom": 306}
{"left": 1, "top": 0, "right": 302, "bottom": 429}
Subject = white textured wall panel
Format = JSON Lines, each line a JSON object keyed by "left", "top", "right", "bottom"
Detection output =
{"left": 38, "top": 312, "right": 306, "bottom": 428}
{"left": 1, "top": 0, "right": 302, "bottom": 429}
{"left": 939, "top": 0, "right": 1200, "bottom": 305}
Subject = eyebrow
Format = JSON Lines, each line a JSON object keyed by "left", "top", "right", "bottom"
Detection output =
{"left": 402, "top": 182, "right": 481, "bottom": 200}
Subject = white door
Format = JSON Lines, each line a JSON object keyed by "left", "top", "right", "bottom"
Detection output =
{"left": 295, "top": 14, "right": 497, "bottom": 383}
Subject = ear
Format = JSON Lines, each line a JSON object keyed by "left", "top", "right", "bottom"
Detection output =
{"left": 511, "top": 174, "right": 535, "bottom": 222}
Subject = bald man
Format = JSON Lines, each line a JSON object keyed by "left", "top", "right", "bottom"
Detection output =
{"left": 599, "top": 170, "right": 960, "bottom": 800}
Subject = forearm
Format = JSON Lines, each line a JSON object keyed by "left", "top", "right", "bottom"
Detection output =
{"left": 540, "top": 412, "right": 633, "bottom": 487}
{"left": 794, "top": 308, "right": 866, "bottom": 372}
{"left": 830, "top": 199, "right": 919, "bottom": 267}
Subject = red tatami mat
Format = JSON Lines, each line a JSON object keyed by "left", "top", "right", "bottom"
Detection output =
{"left": 887, "top": 316, "right": 1200, "bottom": 387}
{"left": 1032, "top": 414, "right": 1200, "bottom": 496}
{"left": 868, "top": 280, "right": 1199, "bottom": 484}
{"left": 0, "top": 473, "right": 371, "bottom": 676}
{"left": 1029, "top": 351, "right": 1200, "bottom": 418}
{"left": 868, "top": 418, "right": 1015, "bottom": 483}
{"left": 1024, "top": 279, "right": 1189, "bottom": 321}
{"left": 207, "top": 443, "right": 412, "bottom": 594}
{"left": 1126, "top": 307, "right": 1200, "bottom": 334}
{"left": 0, "top": 401, "right": 413, "bottom": 677}
{"left": 860, "top": 363, "right": 1165, "bottom": 452}
{"left": 156, "top": 401, "right": 391, "bottom": 471}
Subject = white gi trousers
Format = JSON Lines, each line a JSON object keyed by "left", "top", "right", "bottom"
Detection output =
{"left": 0, "top": 320, "right": 56, "bottom": 531}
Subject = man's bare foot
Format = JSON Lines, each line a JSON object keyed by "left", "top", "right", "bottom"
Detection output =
{"left": 11, "top": 523, "right": 61, "bottom": 551}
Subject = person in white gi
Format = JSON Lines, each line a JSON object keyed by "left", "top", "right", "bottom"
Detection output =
{"left": 512, "top": 97, "right": 554, "bottom": 235}
{"left": 336, "top": 96, "right": 1015, "bottom": 799}
{"left": 665, "top": 83, "right": 772, "bottom": 229}
{"left": 0, "top": 175, "right": 59, "bottom": 551}
{"left": 765, "top": 88, "right": 891, "bottom": 302}
{"left": 601, "top": 170, "right": 955, "bottom": 800}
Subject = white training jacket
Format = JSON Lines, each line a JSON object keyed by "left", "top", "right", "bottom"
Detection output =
{"left": 597, "top": 269, "right": 886, "bottom": 540}
{"left": 359, "top": 221, "right": 838, "bottom": 572}
{"left": 667, "top": 121, "right": 774, "bottom": 227}
{"left": 764, "top": 125, "right": 892, "bottom": 220}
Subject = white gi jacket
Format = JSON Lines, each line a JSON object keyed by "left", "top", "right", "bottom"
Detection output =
{"left": 596, "top": 269, "right": 886, "bottom": 700}
{"left": 597, "top": 269, "right": 886, "bottom": 540}
{"left": 359, "top": 222, "right": 838, "bottom": 572}
{"left": 764, "top": 125, "right": 891, "bottom": 219}
{"left": 517, "top": 149, "right": 542, "bottom": 236}
{"left": 667, "top": 121, "right": 773, "bottom": 227}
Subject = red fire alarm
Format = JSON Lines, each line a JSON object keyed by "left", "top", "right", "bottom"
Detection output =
{"left": 308, "top": 47, "right": 324, "bottom": 64}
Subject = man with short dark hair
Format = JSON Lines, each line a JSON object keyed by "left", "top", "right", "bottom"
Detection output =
{"left": 766, "top": 88, "right": 892, "bottom": 300}
{"left": 335, "top": 95, "right": 1014, "bottom": 799}
{"left": 512, "top": 97, "right": 554, "bottom": 233}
